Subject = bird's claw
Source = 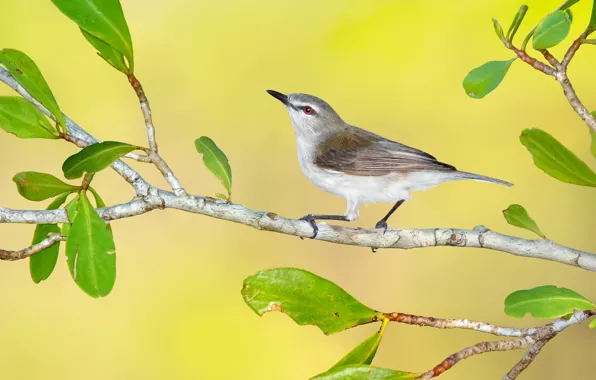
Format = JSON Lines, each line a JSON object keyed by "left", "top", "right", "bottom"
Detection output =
{"left": 375, "top": 220, "right": 388, "bottom": 235}
{"left": 299, "top": 214, "right": 318, "bottom": 239}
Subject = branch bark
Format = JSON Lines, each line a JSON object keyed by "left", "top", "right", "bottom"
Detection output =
{"left": 413, "top": 310, "right": 595, "bottom": 379}
{"left": 0, "top": 233, "right": 65, "bottom": 260}
{"left": 1, "top": 194, "right": 594, "bottom": 270}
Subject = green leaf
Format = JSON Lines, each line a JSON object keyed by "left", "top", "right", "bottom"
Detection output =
{"left": 520, "top": 128, "right": 596, "bottom": 187}
{"left": 88, "top": 187, "right": 106, "bottom": 208}
{"left": 589, "top": 319, "right": 596, "bottom": 329}
{"left": 590, "top": 0, "right": 596, "bottom": 30}
{"left": 51, "top": 0, "right": 134, "bottom": 73}
{"left": 62, "top": 141, "right": 139, "bottom": 179}
{"left": 565, "top": 9, "right": 573, "bottom": 23}
{"left": 0, "top": 49, "right": 65, "bottom": 129}
{"left": 560, "top": 0, "right": 580, "bottom": 11}
{"left": 241, "top": 268, "right": 380, "bottom": 335}
{"left": 463, "top": 59, "right": 515, "bottom": 99}
{"left": 311, "top": 365, "right": 420, "bottom": 380}
{"left": 331, "top": 319, "right": 388, "bottom": 370}
{"left": 65, "top": 191, "right": 116, "bottom": 298}
{"left": 505, "top": 285, "right": 596, "bottom": 319}
{"left": 502, "top": 204, "right": 545, "bottom": 238}
{"left": 506, "top": 5, "right": 528, "bottom": 42}
{"left": 81, "top": 28, "right": 128, "bottom": 74}
{"left": 30, "top": 193, "right": 70, "bottom": 284}
{"left": 0, "top": 97, "right": 58, "bottom": 139}
{"left": 492, "top": 18, "right": 506, "bottom": 43}
{"left": 532, "top": 11, "right": 571, "bottom": 50}
{"left": 195, "top": 136, "right": 232, "bottom": 199}
{"left": 13, "top": 172, "right": 79, "bottom": 201}
{"left": 61, "top": 195, "right": 80, "bottom": 237}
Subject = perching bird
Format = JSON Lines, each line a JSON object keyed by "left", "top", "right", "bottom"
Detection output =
{"left": 267, "top": 90, "right": 513, "bottom": 239}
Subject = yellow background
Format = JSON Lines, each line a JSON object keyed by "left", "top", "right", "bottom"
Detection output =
{"left": 1, "top": 0, "right": 595, "bottom": 379}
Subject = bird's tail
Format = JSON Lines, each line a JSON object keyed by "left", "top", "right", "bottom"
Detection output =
{"left": 454, "top": 171, "right": 513, "bottom": 187}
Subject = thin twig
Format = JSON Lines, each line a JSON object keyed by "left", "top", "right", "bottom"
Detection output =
{"left": 537, "top": 49, "right": 560, "bottom": 70}
{"left": 510, "top": 47, "right": 556, "bottom": 76}
{"left": 147, "top": 151, "right": 187, "bottom": 196}
{"left": 128, "top": 74, "right": 158, "bottom": 153}
{"left": 0, "top": 67, "right": 150, "bottom": 195}
{"left": 503, "top": 334, "right": 555, "bottom": 380}
{"left": 420, "top": 339, "right": 529, "bottom": 379}
{"left": 0, "top": 233, "right": 65, "bottom": 261}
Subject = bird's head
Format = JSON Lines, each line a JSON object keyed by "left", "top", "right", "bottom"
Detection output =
{"left": 267, "top": 90, "right": 344, "bottom": 137}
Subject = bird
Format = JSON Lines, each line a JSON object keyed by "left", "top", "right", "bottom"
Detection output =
{"left": 267, "top": 90, "right": 513, "bottom": 239}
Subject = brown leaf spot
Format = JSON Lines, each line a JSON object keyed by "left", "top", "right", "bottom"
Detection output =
{"left": 269, "top": 303, "right": 283, "bottom": 312}
{"left": 333, "top": 312, "right": 340, "bottom": 318}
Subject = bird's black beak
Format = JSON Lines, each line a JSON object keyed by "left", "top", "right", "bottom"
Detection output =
{"left": 267, "top": 90, "right": 289, "bottom": 106}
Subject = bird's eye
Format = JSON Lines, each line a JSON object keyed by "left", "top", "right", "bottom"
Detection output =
{"left": 303, "top": 106, "right": 313, "bottom": 115}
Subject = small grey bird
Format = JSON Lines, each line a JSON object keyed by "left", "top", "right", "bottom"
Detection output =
{"left": 267, "top": 90, "right": 512, "bottom": 239}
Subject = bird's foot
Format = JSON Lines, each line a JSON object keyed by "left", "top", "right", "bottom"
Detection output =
{"left": 375, "top": 220, "right": 388, "bottom": 235}
{"left": 299, "top": 214, "right": 319, "bottom": 239}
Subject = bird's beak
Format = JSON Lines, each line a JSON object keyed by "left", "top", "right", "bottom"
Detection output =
{"left": 267, "top": 90, "right": 289, "bottom": 106}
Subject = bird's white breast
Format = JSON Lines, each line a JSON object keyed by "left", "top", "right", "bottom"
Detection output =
{"left": 295, "top": 137, "right": 416, "bottom": 205}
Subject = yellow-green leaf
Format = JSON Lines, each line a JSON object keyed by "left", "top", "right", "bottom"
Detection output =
{"left": 311, "top": 365, "right": 420, "bottom": 380}
{"left": 520, "top": 128, "right": 596, "bottom": 187}
{"left": 505, "top": 285, "right": 596, "bottom": 319}
{"left": 589, "top": 319, "right": 596, "bottom": 329}
{"left": 0, "top": 97, "right": 58, "bottom": 139}
{"left": 533, "top": 11, "right": 571, "bottom": 50}
{"left": 463, "top": 59, "right": 515, "bottom": 99}
{"left": 30, "top": 193, "right": 71, "bottom": 284}
{"left": 51, "top": 0, "right": 134, "bottom": 73}
{"left": 0, "top": 49, "right": 65, "bottom": 129}
{"left": 81, "top": 28, "right": 128, "bottom": 74}
{"left": 62, "top": 141, "right": 139, "bottom": 179}
{"left": 492, "top": 18, "right": 506, "bottom": 43}
{"left": 506, "top": 5, "right": 528, "bottom": 42}
{"left": 13, "top": 171, "right": 79, "bottom": 201}
{"left": 503, "top": 204, "right": 545, "bottom": 238}
{"left": 242, "top": 268, "right": 380, "bottom": 335}
{"left": 195, "top": 136, "right": 232, "bottom": 199}
{"left": 65, "top": 191, "right": 116, "bottom": 298}
{"left": 330, "top": 319, "right": 388, "bottom": 370}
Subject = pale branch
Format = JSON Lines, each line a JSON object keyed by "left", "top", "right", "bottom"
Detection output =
{"left": 0, "top": 233, "right": 65, "bottom": 261}
{"left": 503, "top": 334, "right": 555, "bottom": 380}
{"left": 416, "top": 310, "right": 595, "bottom": 379}
{"left": 0, "top": 40, "right": 595, "bottom": 272}
{"left": 420, "top": 339, "right": 529, "bottom": 379}
{"left": 146, "top": 150, "right": 187, "bottom": 196}
{"left": 382, "top": 310, "right": 595, "bottom": 339}
{"left": 508, "top": 28, "right": 596, "bottom": 133}
{"left": 128, "top": 74, "right": 158, "bottom": 153}
{"left": 0, "top": 66, "right": 150, "bottom": 195}
{"left": 0, "top": 192, "right": 595, "bottom": 271}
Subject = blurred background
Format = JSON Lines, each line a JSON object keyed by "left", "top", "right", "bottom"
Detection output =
{"left": 0, "top": 0, "right": 595, "bottom": 379}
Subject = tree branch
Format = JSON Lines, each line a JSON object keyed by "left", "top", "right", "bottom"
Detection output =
{"left": 1, "top": 193, "right": 594, "bottom": 270}
{"left": 128, "top": 74, "right": 158, "bottom": 153}
{"left": 421, "top": 339, "right": 529, "bottom": 379}
{"left": 413, "top": 310, "right": 595, "bottom": 379}
{"left": 0, "top": 233, "right": 65, "bottom": 261}
{"left": 502, "top": 334, "right": 555, "bottom": 380}
{"left": 0, "top": 66, "right": 150, "bottom": 195}
{"left": 508, "top": 29, "right": 596, "bottom": 133}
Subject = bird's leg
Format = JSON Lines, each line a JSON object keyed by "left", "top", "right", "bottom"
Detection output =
{"left": 375, "top": 200, "right": 405, "bottom": 234}
{"left": 299, "top": 214, "right": 350, "bottom": 239}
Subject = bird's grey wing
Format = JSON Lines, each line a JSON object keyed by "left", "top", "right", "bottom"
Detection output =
{"left": 314, "top": 127, "right": 456, "bottom": 176}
